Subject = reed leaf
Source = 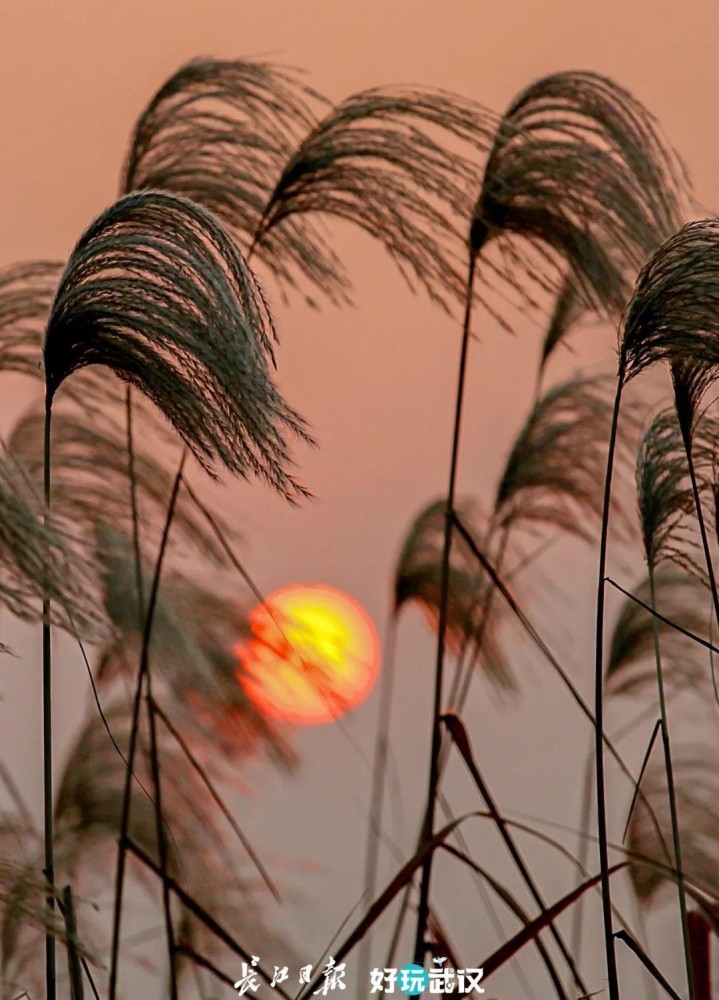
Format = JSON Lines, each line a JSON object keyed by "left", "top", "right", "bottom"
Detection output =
{"left": 472, "top": 71, "right": 686, "bottom": 315}
{"left": 42, "top": 190, "right": 311, "bottom": 498}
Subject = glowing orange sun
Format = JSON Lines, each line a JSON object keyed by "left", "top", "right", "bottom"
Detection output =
{"left": 237, "top": 584, "right": 380, "bottom": 726}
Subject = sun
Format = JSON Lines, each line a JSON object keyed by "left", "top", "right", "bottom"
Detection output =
{"left": 237, "top": 584, "right": 380, "bottom": 726}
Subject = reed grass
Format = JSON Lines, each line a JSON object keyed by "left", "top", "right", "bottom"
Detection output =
{"left": 0, "top": 53, "right": 712, "bottom": 1000}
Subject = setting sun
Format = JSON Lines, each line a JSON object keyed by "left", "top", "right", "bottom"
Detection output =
{"left": 237, "top": 585, "right": 380, "bottom": 726}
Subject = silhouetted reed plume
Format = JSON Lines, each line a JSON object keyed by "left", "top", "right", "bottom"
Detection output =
{"left": 0, "top": 450, "right": 101, "bottom": 636}
{"left": 495, "top": 374, "right": 637, "bottom": 543}
{"left": 36, "top": 187, "right": 310, "bottom": 1000}
{"left": 606, "top": 570, "right": 711, "bottom": 698}
{"left": 93, "top": 523, "right": 296, "bottom": 768}
{"left": 8, "top": 402, "right": 229, "bottom": 564}
{"left": 628, "top": 747, "right": 719, "bottom": 918}
{"left": 393, "top": 498, "right": 512, "bottom": 688}
{"left": 43, "top": 190, "right": 311, "bottom": 495}
{"left": 418, "top": 69, "right": 687, "bottom": 977}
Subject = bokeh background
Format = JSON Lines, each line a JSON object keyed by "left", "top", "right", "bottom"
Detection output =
{"left": 1, "top": 1, "right": 718, "bottom": 995}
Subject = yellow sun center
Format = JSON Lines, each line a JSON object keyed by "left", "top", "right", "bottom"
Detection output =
{"left": 237, "top": 584, "right": 380, "bottom": 725}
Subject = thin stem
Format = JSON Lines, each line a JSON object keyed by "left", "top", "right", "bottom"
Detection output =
{"left": 61, "top": 885, "right": 84, "bottom": 1000}
{"left": 43, "top": 391, "right": 56, "bottom": 1000}
{"left": 570, "top": 740, "right": 594, "bottom": 963}
{"left": 413, "top": 250, "right": 477, "bottom": 963}
{"left": 108, "top": 452, "right": 187, "bottom": 1000}
{"left": 145, "top": 679, "right": 178, "bottom": 1000}
{"left": 358, "top": 617, "right": 398, "bottom": 996}
{"left": 648, "top": 562, "right": 695, "bottom": 1000}
{"left": 152, "top": 698, "right": 280, "bottom": 900}
{"left": 593, "top": 374, "right": 624, "bottom": 1000}
{"left": 126, "top": 837, "right": 293, "bottom": 1000}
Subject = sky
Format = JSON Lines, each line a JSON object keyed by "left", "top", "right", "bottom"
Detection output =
{"left": 1, "top": 0, "right": 719, "bottom": 997}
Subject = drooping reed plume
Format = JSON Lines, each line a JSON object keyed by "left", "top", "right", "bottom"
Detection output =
{"left": 495, "top": 373, "right": 638, "bottom": 544}
{"left": 622, "top": 224, "right": 719, "bottom": 633}
{"left": 393, "top": 497, "right": 513, "bottom": 687}
{"left": 93, "top": 523, "right": 296, "bottom": 769}
{"left": 43, "top": 191, "right": 311, "bottom": 491}
{"left": 122, "top": 57, "right": 339, "bottom": 307}
{"left": 606, "top": 570, "right": 712, "bottom": 700}
{"left": 594, "top": 221, "right": 719, "bottom": 1000}
{"left": 627, "top": 747, "right": 719, "bottom": 912}
{"left": 416, "top": 70, "right": 687, "bottom": 975}
{"left": 7, "top": 402, "right": 230, "bottom": 565}
{"left": 0, "top": 701, "right": 294, "bottom": 998}
{"left": 37, "top": 187, "right": 309, "bottom": 1000}
{"left": 627, "top": 746, "right": 719, "bottom": 999}
{"left": 0, "top": 449, "right": 102, "bottom": 636}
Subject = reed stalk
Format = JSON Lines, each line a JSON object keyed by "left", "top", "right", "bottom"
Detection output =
{"left": 593, "top": 374, "right": 625, "bottom": 1000}
{"left": 413, "top": 251, "right": 477, "bottom": 963}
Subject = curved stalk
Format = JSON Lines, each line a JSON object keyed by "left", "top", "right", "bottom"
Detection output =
{"left": 146, "top": 690, "right": 178, "bottom": 1000}
{"left": 357, "top": 618, "right": 398, "bottom": 998}
{"left": 43, "top": 391, "right": 56, "bottom": 1000}
{"left": 570, "top": 739, "right": 594, "bottom": 964}
{"left": 647, "top": 562, "right": 694, "bottom": 1000}
{"left": 108, "top": 452, "right": 187, "bottom": 1000}
{"left": 593, "top": 374, "right": 624, "bottom": 1000}
{"left": 413, "top": 250, "right": 478, "bottom": 962}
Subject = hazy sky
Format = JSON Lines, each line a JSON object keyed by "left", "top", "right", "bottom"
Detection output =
{"left": 2, "top": 1, "right": 719, "bottom": 997}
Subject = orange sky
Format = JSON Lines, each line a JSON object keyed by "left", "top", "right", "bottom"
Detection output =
{"left": 1, "top": 1, "right": 718, "bottom": 995}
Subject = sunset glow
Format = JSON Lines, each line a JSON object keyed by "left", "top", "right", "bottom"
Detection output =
{"left": 238, "top": 585, "right": 380, "bottom": 725}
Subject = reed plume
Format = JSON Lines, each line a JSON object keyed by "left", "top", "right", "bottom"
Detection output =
{"left": 627, "top": 747, "right": 719, "bottom": 917}
{"left": 8, "top": 402, "right": 229, "bottom": 565}
{"left": 393, "top": 498, "right": 512, "bottom": 688}
{"left": 606, "top": 571, "right": 711, "bottom": 698}
{"left": 93, "top": 523, "right": 295, "bottom": 768}
{"left": 123, "top": 57, "right": 338, "bottom": 306}
{"left": 537, "top": 273, "right": 592, "bottom": 383}
{"left": 473, "top": 70, "right": 686, "bottom": 312}
{"left": 253, "top": 87, "right": 496, "bottom": 311}
{"left": 0, "top": 448, "right": 101, "bottom": 636}
{"left": 43, "top": 189, "right": 311, "bottom": 495}
{"left": 495, "top": 373, "right": 637, "bottom": 543}
{"left": 418, "top": 70, "right": 687, "bottom": 974}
